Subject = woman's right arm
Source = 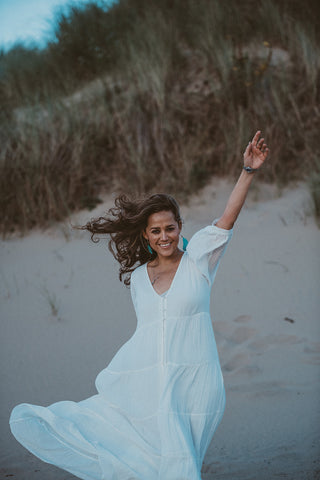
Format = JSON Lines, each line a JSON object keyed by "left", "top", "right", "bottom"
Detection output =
{"left": 215, "top": 130, "right": 269, "bottom": 230}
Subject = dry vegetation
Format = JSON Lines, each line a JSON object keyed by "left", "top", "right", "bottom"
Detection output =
{"left": 0, "top": 0, "right": 319, "bottom": 234}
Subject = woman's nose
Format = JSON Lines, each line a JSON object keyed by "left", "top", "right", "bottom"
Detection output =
{"left": 160, "top": 230, "right": 168, "bottom": 241}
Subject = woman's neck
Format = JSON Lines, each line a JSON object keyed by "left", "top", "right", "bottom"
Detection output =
{"left": 150, "top": 248, "right": 183, "bottom": 267}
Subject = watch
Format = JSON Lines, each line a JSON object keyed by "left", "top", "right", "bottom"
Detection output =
{"left": 243, "top": 165, "right": 258, "bottom": 174}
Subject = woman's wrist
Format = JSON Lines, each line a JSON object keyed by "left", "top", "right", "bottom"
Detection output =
{"left": 239, "top": 168, "right": 255, "bottom": 184}
{"left": 243, "top": 165, "right": 258, "bottom": 174}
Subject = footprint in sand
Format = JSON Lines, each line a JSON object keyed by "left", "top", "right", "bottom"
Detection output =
{"left": 213, "top": 321, "right": 234, "bottom": 337}
{"left": 302, "top": 356, "right": 320, "bottom": 365}
{"left": 222, "top": 352, "right": 251, "bottom": 372}
{"left": 302, "top": 342, "right": 320, "bottom": 365}
{"left": 247, "top": 337, "right": 272, "bottom": 353}
{"left": 229, "top": 380, "right": 286, "bottom": 395}
{"left": 304, "top": 342, "right": 320, "bottom": 354}
{"left": 216, "top": 316, "right": 259, "bottom": 374}
{"left": 228, "top": 326, "right": 258, "bottom": 345}
{"left": 233, "top": 314, "right": 252, "bottom": 323}
{"left": 236, "top": 364, "right": 262, "bottom": 376}
{"left": 214, "top": 316, "right": 256, "bottom": 344}
{"left": 269, "top": 334, "right": 303, "bottom": 345}
{"left": 248, "top": 334, "right": 302, "bottom": 353}
{"left": 201, "top": 461, "right": 221, "bottom": 475}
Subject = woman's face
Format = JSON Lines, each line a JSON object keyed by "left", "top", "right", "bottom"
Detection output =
{"left": 143, "top": 210, "right": 181, "bottom": 258}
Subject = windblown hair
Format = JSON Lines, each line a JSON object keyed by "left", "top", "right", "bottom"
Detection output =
{"left": 78, "top": 193, "right": 182, "bottom": 285}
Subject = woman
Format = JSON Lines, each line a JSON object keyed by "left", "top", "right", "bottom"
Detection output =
{"left": 9, "top": 131, "right": 269, "bottom": 479}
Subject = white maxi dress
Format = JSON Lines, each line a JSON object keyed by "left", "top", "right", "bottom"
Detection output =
{"left": 9, "top": 220, "right": 233, "bottom": 480}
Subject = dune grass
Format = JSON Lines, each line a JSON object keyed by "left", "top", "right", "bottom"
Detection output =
{"left": 0, "top": 0, "right": 319, "bottom": 235}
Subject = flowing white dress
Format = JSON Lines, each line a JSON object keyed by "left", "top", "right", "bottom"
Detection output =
{"left": 9, "top": 220, "right": 233, "bottom": 480}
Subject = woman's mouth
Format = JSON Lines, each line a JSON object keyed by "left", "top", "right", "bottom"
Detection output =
{"left": 158, "top": 242, "right": 171, "bottom": 248}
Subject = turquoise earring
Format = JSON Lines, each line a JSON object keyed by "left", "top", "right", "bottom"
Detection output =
{"left": 182, "top": 236, "right": 188, "bottom": 251}
{"left": 147, "top": 243, "right": 153, "bottom": 254}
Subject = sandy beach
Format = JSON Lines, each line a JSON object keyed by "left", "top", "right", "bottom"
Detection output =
{"left": 1, "top": 178, "right": 319, "bottom": 479}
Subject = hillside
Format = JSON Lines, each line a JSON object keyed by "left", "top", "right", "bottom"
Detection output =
{"left": 0, "top": 0, "right": 319, "bottom": 234}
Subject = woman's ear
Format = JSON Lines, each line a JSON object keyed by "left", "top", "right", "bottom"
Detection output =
{"left": 142, "top": 229, "right": 148, "bottom": 241}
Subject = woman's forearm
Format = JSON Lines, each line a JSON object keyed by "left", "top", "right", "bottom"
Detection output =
{"left": 215, "top": 170, "right": 255, "bottom": 230}
{"left": 215, "top": 131, "right": 269, "bottom": 230}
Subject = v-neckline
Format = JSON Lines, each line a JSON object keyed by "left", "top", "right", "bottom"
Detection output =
{"left": 145, "top": 251, "right": 186, "bottom": 298}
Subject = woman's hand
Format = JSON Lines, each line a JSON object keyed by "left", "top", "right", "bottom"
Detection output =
{"left": 243, "top": 130, "right": 269, "bottom": 170}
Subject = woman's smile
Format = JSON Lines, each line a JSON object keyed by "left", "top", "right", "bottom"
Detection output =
{"left": 157, "top": 241, "right": 173, "bottom": 251}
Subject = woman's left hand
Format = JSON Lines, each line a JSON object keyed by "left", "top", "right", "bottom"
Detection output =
{"left": 243, "top": 130, "right": 269, "bottom": 170}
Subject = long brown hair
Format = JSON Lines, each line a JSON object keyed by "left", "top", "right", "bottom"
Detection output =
{"left": 78, "top": 193, "right": 182, "bottom": 285}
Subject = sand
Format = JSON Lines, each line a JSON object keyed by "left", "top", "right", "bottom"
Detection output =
{"left": 0, "top": 179, "right": 319, "bottom": 479}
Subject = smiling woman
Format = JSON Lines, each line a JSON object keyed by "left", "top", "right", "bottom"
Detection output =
{"left": 9, "top": 131, "right": 269, "bottom": 480}
{"left": 143, "top": 211, "right": 184, "bottom": 295}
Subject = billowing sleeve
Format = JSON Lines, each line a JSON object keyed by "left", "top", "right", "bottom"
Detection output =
{"left": 186, "top": 219, "right": 233, "bottom": 285}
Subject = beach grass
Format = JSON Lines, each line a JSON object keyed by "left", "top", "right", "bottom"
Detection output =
{"left": 0, "top": 0, "right": 319, "bottom": 235}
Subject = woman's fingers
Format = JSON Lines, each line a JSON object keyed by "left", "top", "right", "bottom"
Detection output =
{"left": 244, "top": 142, "right": 251, "bottom": 155}
{"left": 251, "top": 130, "right": 261, "bottom": 145}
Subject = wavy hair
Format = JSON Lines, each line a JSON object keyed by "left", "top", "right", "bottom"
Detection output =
{"left": 78, "top": 193, "right": 182, "bottom": 285}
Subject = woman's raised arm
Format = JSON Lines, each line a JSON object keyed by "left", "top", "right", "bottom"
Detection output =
{"left": 215, "top": 130, "right": 269, "bottom": 230}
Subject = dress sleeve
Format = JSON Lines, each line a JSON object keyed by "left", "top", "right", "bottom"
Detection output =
{"left": 186, "top": 219, "right": 233, "bottom": 285}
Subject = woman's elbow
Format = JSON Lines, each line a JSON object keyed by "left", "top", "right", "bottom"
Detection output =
{"left": 215, "top": 216, "right": 235, "bottom": 230}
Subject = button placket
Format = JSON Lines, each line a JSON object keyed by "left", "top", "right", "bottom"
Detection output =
{"left": 161, "top": 296, "right": 167, "bottom": 367}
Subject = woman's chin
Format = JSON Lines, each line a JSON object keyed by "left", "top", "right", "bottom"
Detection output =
{"left": 154, "top": 244, "right": 179, "bottom": 257}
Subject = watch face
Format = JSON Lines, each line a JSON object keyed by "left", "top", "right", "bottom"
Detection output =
{"left": 244, "top": 166, "right": 256, "bottom": 173}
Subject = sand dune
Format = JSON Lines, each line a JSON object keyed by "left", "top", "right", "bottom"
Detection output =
{"left": 1, "top": 179, "right": 319, "bottom": 479}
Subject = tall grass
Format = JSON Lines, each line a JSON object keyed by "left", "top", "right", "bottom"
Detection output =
{"left": 0, "top": 0, "right": 319, "bottom": 235}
